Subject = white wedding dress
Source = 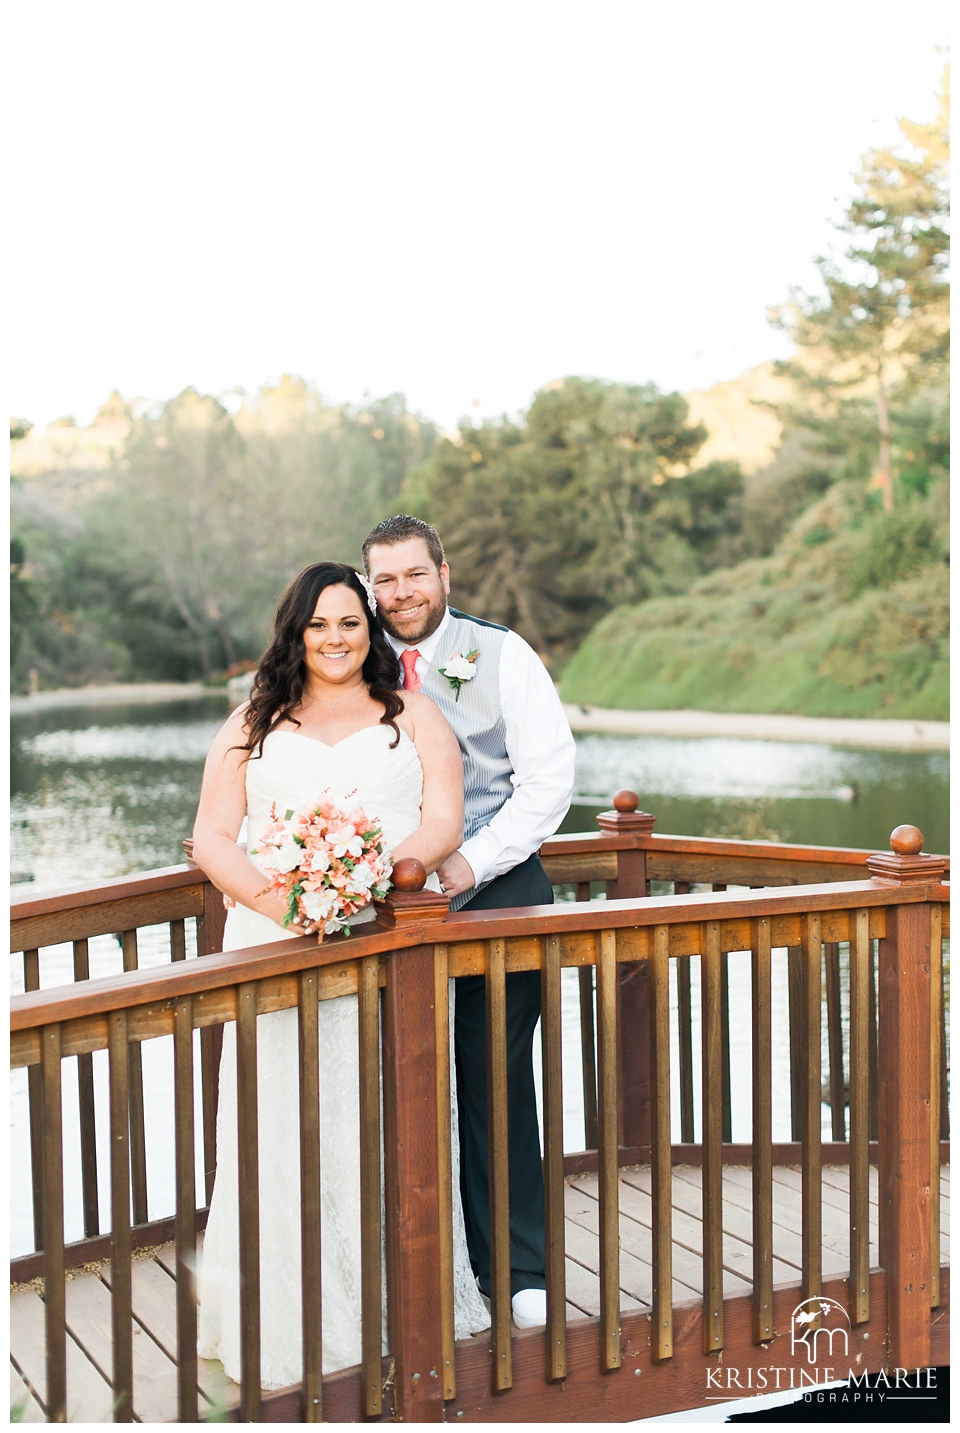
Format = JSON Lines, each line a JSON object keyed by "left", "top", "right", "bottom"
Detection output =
{"left": 197, "top": 725, "right": 490, "bottom": 1388}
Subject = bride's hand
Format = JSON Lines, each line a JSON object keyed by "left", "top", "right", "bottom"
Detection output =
{"left": 255, "top": 889, "right": 313, "bottom": 936}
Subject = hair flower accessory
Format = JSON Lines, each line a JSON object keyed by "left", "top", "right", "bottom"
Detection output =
{"left": 355, "top": 571, "right": 378, "bottom": 616}
{"left": 438, "top": 648, "right": 479, "bottom": 701}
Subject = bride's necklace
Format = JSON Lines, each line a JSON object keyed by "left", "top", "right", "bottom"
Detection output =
{"left": 300, "top": 683, "right": 367, "bottom": 731}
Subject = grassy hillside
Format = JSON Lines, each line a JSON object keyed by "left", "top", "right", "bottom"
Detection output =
{"left": 560, "top": 481, "right": 948, "bottom": 720}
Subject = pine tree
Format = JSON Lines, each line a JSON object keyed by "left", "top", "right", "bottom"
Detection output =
{"left": 773, "top": 68, "right": 949, "bottom": 510}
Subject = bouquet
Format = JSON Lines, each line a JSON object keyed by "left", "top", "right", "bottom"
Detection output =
{"left": 253, "top": 792, "right": 393, "bottom": 939}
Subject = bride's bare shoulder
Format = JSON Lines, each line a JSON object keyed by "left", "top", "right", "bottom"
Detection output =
{"left": 206, "top": 704, "right": 252, "bottom": 763}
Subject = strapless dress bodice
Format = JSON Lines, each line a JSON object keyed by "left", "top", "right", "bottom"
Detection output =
{"left": 224, "top": 723, "right": 432, "bottom": 950}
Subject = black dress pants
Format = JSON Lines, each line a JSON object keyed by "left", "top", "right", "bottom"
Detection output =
{"left": 454, "top": 852, "right": 553, "bottom": 1296}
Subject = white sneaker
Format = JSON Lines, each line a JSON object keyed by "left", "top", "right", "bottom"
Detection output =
{"left": 511, "top": 1288, "right": 547, "bottom": 1329}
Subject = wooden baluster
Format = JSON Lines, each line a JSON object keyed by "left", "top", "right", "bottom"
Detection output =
{"left": 939, "top": 956, "right": 949, "bottom": 1141}
{"left": 929, "top": 906, "right": 942, "bottom": 1308}
{"left": 709, "top": 889, "right": 732, "bottom": 1143}
{"left": 359, "top": 953, "right": 383, "bottom": 1416}
{"left": 867, "top": 940, "right": 879, "bottom": 1143}
{"left": 541, "top": 935, "right": 567, "bottom": 1382}
{"left": 170, "top": 918, "right": 187, "bottom": 962}
{"left": 649, "top": 924, "right": 673, "bottom": 1362}
{"left": 867, "top": 826, "right": 945, "bottom": 1368}
{"left": 598, "top": 793, "right": 655, "bottom": 1154}
{"left": 298, "top": 970, "right": 323, "bottom": 1422}
{"left": 596, "top": 930, "right": 621, "bottom": 1372}
{"left": 198, "top": 884, "right": 227, "bottom": 1205}
{"left": 787, "top": 946, "right": 802, "bottom": 1142}
{"left": 578, "top": 963, "right": 599, "bottom": 1152}
{"left": 674, "top": 883, "right": 695, "bottom": 1145}
{"left": 236, "top": 982, "right": 262, "bottom": 1421}
{"left": 800, "top": 914, "right": 822, "bottom": 1308}
{"left": 108, "top": 1010, "right": 134, "bottom": 1423}
{"left": 173, "top": 995, "right": 198, "bottom": 1424}
{"left": 848, "top": 910, "right": 871, "bottom": 1325}
{"left": 700, "top": 923, "right": 723, "bottom": 1353}
{"left": 751, "top": 917, "right": 773, "bottom": 1344}
{"left": 824, "top": 942, "right": 846, "bottom": 1141}
{"left": 24, "top": 949, "right": 45, "bottom": 1252}
{"left": 121, "top": 930, "right": 148, "bottom": 1226}
{"left": 72, "top": 939, "right": 100, "bottom": 1238}
{"left": 431, "top": 946, "right": 455, "bottom": 1404}
{"left": 485, "top": 936, "right": 513, "bottom": 1393}
{"left": 720, "top": 953, "right": 732, "bottom": 1144}
{"left": 41, "top": 1022, "right": 67, "bottom": 1424}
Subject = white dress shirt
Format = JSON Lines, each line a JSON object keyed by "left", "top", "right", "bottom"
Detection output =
{"left": 386, "top": 608, "right": 576, "bottom": 887}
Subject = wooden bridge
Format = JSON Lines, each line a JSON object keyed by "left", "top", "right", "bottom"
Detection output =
{"left": 10, "top": 798, "right": 950, "bottom": 1421}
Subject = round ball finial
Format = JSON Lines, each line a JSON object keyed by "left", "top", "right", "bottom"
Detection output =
{"left": 889, "top": 825, "right": 924, "bottom": 856}
{"left": 613, "top": 790, "right": 640, "bottom": 814}
{"left": 894, "top": 825, "right": 928, "bottom": 854}
{"left": 392, "top": 857, "right": 428, "bottom": 892}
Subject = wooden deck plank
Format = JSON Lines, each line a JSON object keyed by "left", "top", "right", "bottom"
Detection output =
{"left": 641, "top": 1166, "right": 803, "bottom": 1279}
{"left": 572, "top": 1172, "right": 754, "bottom": 1299}
{"left": 561, "top": 1204, "right": 658, "bottom": 1308}
{"left": 9, "top": 1288, "right": 115, "bottom": 1423}
{"left": 673, "top": 1165, "right": 815, "bottom": 1273}
{"left": 564, "top": 1180, "right": 720, "bottom": 1303}
{"left": 614, "top": 1166, "right": 801, "bottom": 1286}
{"left": 117, "top": 1250, "right": 231, "bottom": 1409}
{"left": 64, "top": 1267, "right": 179, "bottom": 1424}
{"left": 10, "top": 1363, "right": 45, "bottom": 1422}
{"left": 11, "top": 1165, "right": 950, "bottom": 1424}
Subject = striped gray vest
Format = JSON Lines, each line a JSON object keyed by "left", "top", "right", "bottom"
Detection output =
{"left": 419, "top": 609, "right": 512, "bottom": 908}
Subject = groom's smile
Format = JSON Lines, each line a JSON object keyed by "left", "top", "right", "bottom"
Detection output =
{"left": 366, "top": 536, "right": 451, "bottom": 644}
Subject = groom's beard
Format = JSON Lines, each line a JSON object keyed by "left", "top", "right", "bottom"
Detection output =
{"left": 378, "top": 592, "right": 447, "bottom": 645}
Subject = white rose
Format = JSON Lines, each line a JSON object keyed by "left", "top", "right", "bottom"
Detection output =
{"left": 301, "top": 889, "right": 337, "bottom": 923}
{"left": 264, "top": 841, "right": 302, "bottom": 874}
{"left": 443, "top": 655, "right": 476, "bottom": 680}
{"left": 308, "top": 847, "right": 331, "bottom": 873}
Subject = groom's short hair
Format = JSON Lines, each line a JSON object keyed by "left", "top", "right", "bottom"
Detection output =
{"left": 362, "top": 514, "right": 445, "bottom": 573}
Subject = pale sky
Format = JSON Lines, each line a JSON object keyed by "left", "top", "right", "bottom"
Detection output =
{"left": 9, "top": 0, "right": 949, "bottom": 431}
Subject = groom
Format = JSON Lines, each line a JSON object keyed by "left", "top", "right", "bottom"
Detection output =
{"left": 362, "top": 514, "right": 575, "bottom": 1329}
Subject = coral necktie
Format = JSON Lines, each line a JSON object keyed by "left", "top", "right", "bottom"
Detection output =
{"left": 400, "top": 649, "right": 422, "bottom": 692}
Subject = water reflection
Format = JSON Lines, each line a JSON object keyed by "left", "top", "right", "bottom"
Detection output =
{"left": 10, "top": 698, "right": 949, "bottom": 896}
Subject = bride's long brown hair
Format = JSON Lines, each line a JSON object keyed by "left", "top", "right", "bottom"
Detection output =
{"left": 240, "top": 562, "right": 404, "bottom": 757}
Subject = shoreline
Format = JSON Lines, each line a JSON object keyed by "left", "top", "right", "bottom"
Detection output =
{"left": 10, "top": 681, "right": 223, "bottom": 714}
{"left": 563, "top": 703, "right": 949, "bottom": 752}
{"left": 8, "top": 682, "right": 949, "bottom": 751}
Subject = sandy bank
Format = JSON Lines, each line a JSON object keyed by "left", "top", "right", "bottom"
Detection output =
{"left": 9, "top": 683, "right": 947, "bottom": 751}
{"left": 563, "top": 703, "right": 949, "bottom": 752}
{"left": 10, "top": 682, "right": 219, "bottom": 714}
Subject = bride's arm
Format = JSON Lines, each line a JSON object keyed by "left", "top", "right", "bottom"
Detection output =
{"left": 392, "top": 693, "right": 464, "bottom": 874}
{"left": 192, "top": 709, "right": 306, "bottom": 930}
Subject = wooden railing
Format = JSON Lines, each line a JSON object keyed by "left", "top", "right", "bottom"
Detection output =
{"left": 9, "top": 808, "right": 950, "bottom": 1421}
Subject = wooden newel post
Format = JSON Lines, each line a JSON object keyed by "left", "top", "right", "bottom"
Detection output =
{"left": 596, "top": 792, "right": 656, "bottom": 1150}
{"left": 866, "top": 825, "right": 946, "bottom": 1370}
{"left": 379, "top": 859, "right": 450, "bottom": 1422}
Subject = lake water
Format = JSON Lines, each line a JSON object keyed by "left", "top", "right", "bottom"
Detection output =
{"left": 9, "top": 698, "right": 949, "bottom": 1257}
{"left": 10, "top": 696, "right": 949, "bottom": 893}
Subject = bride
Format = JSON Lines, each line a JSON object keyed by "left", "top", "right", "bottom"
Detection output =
{"left": 191, "top": 561, "right": 490, "bottom": 1388}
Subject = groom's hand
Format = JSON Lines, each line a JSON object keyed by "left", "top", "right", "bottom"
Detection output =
{"left": 436, "top": 851, "right": 475, "bottom": 898}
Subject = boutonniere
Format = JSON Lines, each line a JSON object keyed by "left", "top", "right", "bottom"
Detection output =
{"left": 438, "top": 649, "right": 479, "bottom": 701}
